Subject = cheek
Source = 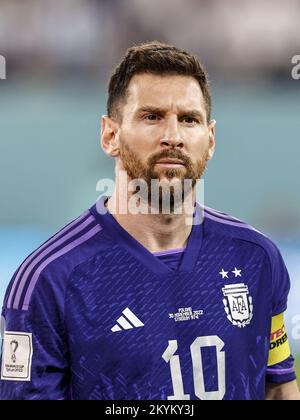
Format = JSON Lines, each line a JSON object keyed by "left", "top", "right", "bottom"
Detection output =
{"left": 186, "top": 130, "right": 210, "bottom": 153}
{"left": 120, "top": 129, "right": 151, "bottom": 163}
{"left": 122, "top": 125, "right": 159, "bottom": 156}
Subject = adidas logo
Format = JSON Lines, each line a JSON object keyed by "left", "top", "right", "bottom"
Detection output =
{"left": 111, "top": 307, "right": 144, "bottom": 332}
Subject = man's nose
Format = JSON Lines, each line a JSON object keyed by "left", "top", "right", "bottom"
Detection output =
{"left": 160, "top": 116, "right": 184, "bottom": 148}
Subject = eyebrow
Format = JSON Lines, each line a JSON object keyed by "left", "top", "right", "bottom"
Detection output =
{"left": 135, "top": 106, "right": 205, "bottom": 120}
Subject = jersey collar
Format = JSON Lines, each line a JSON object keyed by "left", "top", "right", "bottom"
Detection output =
{"left": 90, "top": 196, "right": 203, "bottom": 277}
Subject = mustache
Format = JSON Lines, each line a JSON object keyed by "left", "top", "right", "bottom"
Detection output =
{"left": 148, "top": 150, "right": 191, "bottom": 167}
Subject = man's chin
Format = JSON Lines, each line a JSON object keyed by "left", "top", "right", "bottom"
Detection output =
{"left": 155, "top": 166, "right": 186, "bottom": 177}
{"left": 151, "top": 170, "right": 186, "bottom": 183}
{"left": 156, "top": 175, "right": 183, "bottom": 183}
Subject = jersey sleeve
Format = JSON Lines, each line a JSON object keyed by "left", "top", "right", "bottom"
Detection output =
{"left": 269, "top": 244, "right": 291, "bottom": 316}
{"left": 0, "top": 272, "right": 70, "bottom": 400}
{"left": 266, "top": 355, "right": 297, "bottom": 384}
{"left": 266, "top": 244, "right": 296, "bottom": 384}
{"left": 266, "top": 313, "right": 296, "bottom": 384}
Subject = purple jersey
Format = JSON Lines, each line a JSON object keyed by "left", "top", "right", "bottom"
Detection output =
{"left": 0, "top": 197, "right": 295, "bottom": 400}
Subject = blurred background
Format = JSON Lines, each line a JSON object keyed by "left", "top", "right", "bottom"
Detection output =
{"left": 0, "top": 0, "right": 299, "bottom": 388}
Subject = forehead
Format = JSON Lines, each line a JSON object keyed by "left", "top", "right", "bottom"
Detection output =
{"left": 125, "top": 73, "right": 206, "bottom": 115}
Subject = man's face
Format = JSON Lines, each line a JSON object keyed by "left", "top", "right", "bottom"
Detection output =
{"left": 105, "top": 73, "right": 215, "bottom": 208}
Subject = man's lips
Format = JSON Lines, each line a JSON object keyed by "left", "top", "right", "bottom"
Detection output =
{"left": 155, "top": 158, "right": 185, "bottom": 166}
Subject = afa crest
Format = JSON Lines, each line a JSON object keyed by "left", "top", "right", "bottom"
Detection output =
{"left": 222, "top": 283, "right": 253, "bottom": 328}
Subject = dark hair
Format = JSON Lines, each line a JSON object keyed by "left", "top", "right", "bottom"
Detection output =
{"left": 107, "top": 41, "right": 212, "bottom": 123}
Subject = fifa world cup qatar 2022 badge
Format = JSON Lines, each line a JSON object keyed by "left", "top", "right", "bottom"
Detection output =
{"left": 1, "top": 332, "right": 33, "bottom": 381}
{"left": 222, "top": 284, "right": 253, "bottom": 328}
{"left": 10, "top": 340, "right": 19, "bottom": 364}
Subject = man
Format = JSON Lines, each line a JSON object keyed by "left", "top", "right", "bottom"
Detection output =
{"left": 0, "top": 42, "right": 299, "bottom": 400}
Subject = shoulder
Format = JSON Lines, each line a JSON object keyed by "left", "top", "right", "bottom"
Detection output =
{"left": 202, "top": 206, "right": 291, "bottom": 315}
{"left": 4, "top": 209, "right": 105, "bottom": 312}
{"left": 202, "top": 205, "right": 281, "bottom": 260}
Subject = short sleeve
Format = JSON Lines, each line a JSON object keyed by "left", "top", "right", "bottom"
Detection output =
{"left": 269, "top": 245, "right": 291, "bottom": 316}
{"left": 0, "top": 272, "right": 70, "bottom": 400}
{"left": 266, "top": 355, "right": 296, "bottom": 384}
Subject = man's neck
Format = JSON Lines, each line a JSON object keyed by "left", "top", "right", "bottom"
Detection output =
{"left": 106, "top": 192, "right": 195, "bottom": 254}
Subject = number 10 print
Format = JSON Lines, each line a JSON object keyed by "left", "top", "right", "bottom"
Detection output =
{"left": 162, "top": 336, "right": 226, "bottom": 400}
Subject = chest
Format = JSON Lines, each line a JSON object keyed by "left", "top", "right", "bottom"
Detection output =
{"left": 66, "top": 246, "right": 272, "bottom": 371}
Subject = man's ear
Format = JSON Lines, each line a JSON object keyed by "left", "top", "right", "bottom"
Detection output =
{"left": 207, "top": 119, "right": 216, "bottom": 160}
{"left": 101, "top": 115, "right": 120, "bottom": 157}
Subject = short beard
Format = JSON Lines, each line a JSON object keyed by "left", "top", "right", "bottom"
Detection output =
{"left": 119, "top": 141, "right": 210, "bottom": 213}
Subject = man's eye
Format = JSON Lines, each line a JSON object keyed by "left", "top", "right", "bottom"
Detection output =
{"left": 144, "top": 114, "right": 160, "bottom": 121}
{"left": 182, "top": 117, "right": 198, "bottom": 124}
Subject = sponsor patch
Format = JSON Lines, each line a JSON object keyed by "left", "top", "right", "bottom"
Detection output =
{"left": 1, "top": 331, "right": 33, "bottom": 381}
{"left": 268, "top": 313, "right": 291, "bottom": 366}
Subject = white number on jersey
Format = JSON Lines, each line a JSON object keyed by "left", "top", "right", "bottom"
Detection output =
{"left": 162, "top": 335, "right": 226, "bottom": 400}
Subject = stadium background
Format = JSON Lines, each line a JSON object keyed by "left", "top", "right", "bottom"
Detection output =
{"left": 0, "top": 0, "right": 299, "bottom": 389}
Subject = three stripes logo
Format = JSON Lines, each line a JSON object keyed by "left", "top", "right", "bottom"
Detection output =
{"left": 111, "top": 307, "right": 144, "bottom": 333}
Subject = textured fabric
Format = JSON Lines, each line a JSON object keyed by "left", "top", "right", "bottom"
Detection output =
{"left": 266, "top": 355, "right": 296, "bottom": 384}
{"left": 153, "top": 248, "right": 186, "bottom": 271}
{"left": 0, "top": 196, "right": 294, "bottom": 400}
